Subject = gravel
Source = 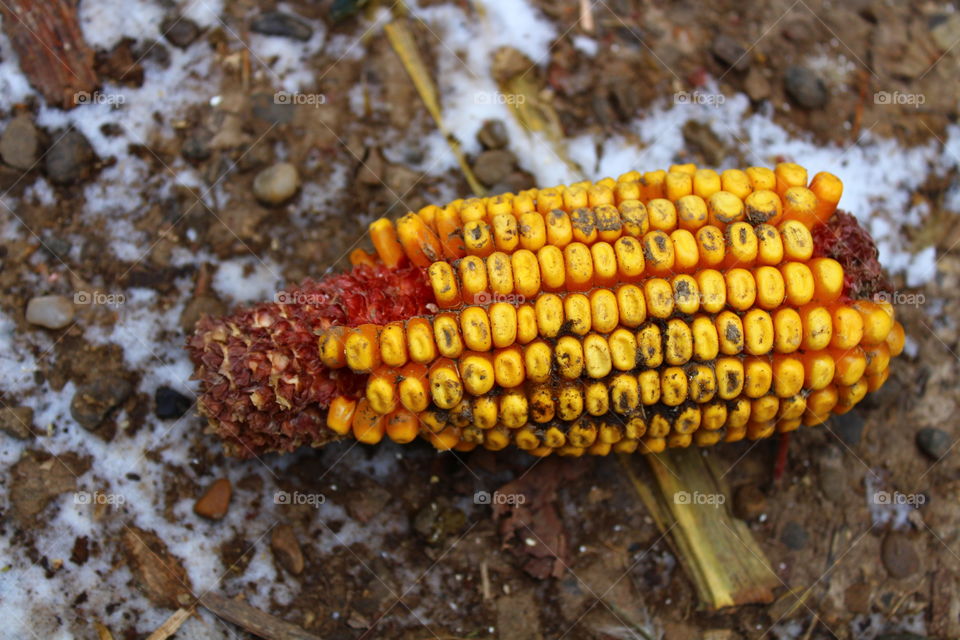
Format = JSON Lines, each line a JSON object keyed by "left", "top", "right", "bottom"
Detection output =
{"left": 25, "top": 295, "right": 74, "bottom": 329}
{"left": 784, "top": 66, "right": 828, "bottom": 110}
{"left": 250, "top": 11, "right": 313, "bottom": 41}
{"left": 252, "top": 162, "right": 300, "bottom": 205}
{"left": 0, "top": 115, "right": 40, "bottom": 170}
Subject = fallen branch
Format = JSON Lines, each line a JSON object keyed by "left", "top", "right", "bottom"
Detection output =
{"left": 199, "top": 593, "right": 321, "bottom": 640}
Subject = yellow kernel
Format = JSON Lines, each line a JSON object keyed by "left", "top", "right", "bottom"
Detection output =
{"left": 590, "top": 288, "right": 620, "bottom": 333}
{"left": 488, "top": 302, "right": 518, "bottom": 349}
{"left": 366, "top": 372, "right": 398, "bottom": 414}
{"left": 832, "top": 347, "right": 866, "bottom": 386}
{"left": 511, "top": 249, "right": 541, "bottom": 300}
{"left": 660, "top": 367, "right": 688, "bottom": 406}
{"left": 702, "top": 402, "right": 727, "bottom": 430}
{"left": 647, "top": 199, "right": 678, "bottom": 231}
{"left": 583, "top": 333, "right": 613, "bottom": 379}
{"left": 666, "top": 171, "right": 692, "bottom": 201}
{"left": 589, "top": 183, "right": 615, "bottom": 207}
{"left": 800, "top": 305, "right": 833, "bottom": 351}
{"left": 491, "top": 213, "right": 519, "bottom": 253}
{"left": 671, "top": 229, "right": 699, "bottom": 272}
{"left": 563, "top": 186, "right": 588, "bottom": 211}
{"left": 809, "top": 257, "right": 844, "bottom": 303}
{"left": 463, "top": 220, "right": 494, "bottom": 257}
{"left": 483, "top": 427, "right": 510, "bottom": 450}
{"left": 779, "top": 220, "right": 814, "bottom": 261}
{"left": 780, "top": 262, "right": 814, "bottom": 306}
{"left": 672, "top": 274, "right": 700, "bottom": 315}
{"left": 534, "top": 293, "right": 564, "bottom": 337}
{"left": 545, "top": 209, "right": 573, "bottom": 247}
{"left": 724, "top": 268, "right": 757, "bottom": 311}
{"left": 775, "top": 162, "right": 808, "bottom": 198}
{"left": 516, "top": 304, "right": 538, "bottom": 344}
{"left": 459, "top": 353, "right": 495, "bottom": 396}
{"left": 327, "top": 396, "right": 357, "bottom": 435}
{"left": 617, "top": 284, "right": 646, "bottom": 327}
{"left": 398, "top": 364, "right": 429, "bottom": 412}
{"left": 665, "top": 318, "right": 693, "bottom": 365}
{"left": 676, "top": 195, "right": 708, "bottom": 231}
{"left": 752, "top": 397, "right": 780, "bottom": 422}
{"left": 609, "top": 328, "right": 638, "bottom": 370}
{"left": 538, "top": 189, "right": 564, "bottom": 215}
{"left": 619, "top": 200, "right": 650, "bottom": 237}
{"left": 581, "top": 385, "right": 606, "bottom": 417}
{"left": 743, "top": 357, "right": 773, "bottom": 398}
{"left": 725, "top": 221, "right": 758, "bottom": 266}
{"left": 563, "top": 293, "right": 592, "bottom": 335}
{"left": 537, "top": 245, "right": 566, "bottom": 290}
{"left": 696, "top": 225, "right": 725, "bottom": 267}
{"left": 716, "top": 357, "right": 744, "bottom": 399}
{"left": 594, "top": 204, "right": 623, "bottom": 242}
{"left": 778, "top": 394, "right": 806, "bottom": 420}
{"left": 643, "top": 230, "right": 675, "bottom": 274}
{"left": 830, "top": 305, "right": 864, "bottom": 350}
{"left": 720, "top": 169, "right": 752, "bottom": 200}
{"left": 639, "top": 370, "right": 662, "bottom": 405}
{"left": 804, "top": 385, "right": 838, "bottom": 425}
{"left": 773, "top": 355, "right": 805, "bottom": 397}
{"left": 726, "top": 397, "right": 752, "bottom": 428}
{"left": 460, "top": 198, "right": 487, "bottom": 223}
{"left": 753, "top": 265, "right": 786, "bottom": 309}
{"left": 688, "top": 364, "right": 717, "bottom": 403}
{"left": 755, "top": 223, "right": 784, "bottom": 265}
{"left": 809, "top": 171, "right": 843, "bottom": 225}
{"left": 493, "top": 347, "right": 525, "bottom": 388}
{"left": 555, "top": 336, "right": 585, "bottom": 379}
{"left": 564, "top": 242, "right": 594, "bottom": 290}
{"left": 644, "top": 277, "right": 675, "bottom": 318}
{"left": 319, "top": 327, "right": 347, "bottom": 369}
{"left": 528, "top": 385, "right": 555, "bottom": 423}
{"left": 743, "top": 308, "right": 774, "bottom": 355}
{"left": 380, "top": 322, "right": 409, "bottom": 367}
{"left": 693, "top": 169, "right": 722, "bottom": 200}
{"left": 696, "top": 268, "right": 726, "bottom": 313}
{"left": 568, "top": 419, "right": 598, "bottom": 447}
{"left": 673, "top": 406, "right": 702, "bottom": 435}
{"left": 458, "top": 255, "right": 488, "bottom": 303}
{"left": 773, "top": 308, "right": 803, "bottom": 353}
{"left": 524, "top": 340, "right": 553, "bottom": 383}
{"left": 557, "top": 383, "right": 585, "bottom": 421}
{"left": 486, "top": 252, "right": 514, "bottom": 296}
{"left": 499, "top": 390, "right": 529, "bottom": 429}
{"left": 636, "top": 324, "right": 664, "bottom": 369}
{"left": 345, "top": 325, "right": 380, "bottom": 373}
{"left": 432, "top": 315, "right": 463, "bottom": 359}
{"left": 614, "top": 236, "right": 645, "bottom": 280}
{"left": 429, "top": 360, "right": 463, "bottom": 409}
{"left": 428, "top": 261, "right": 460, "bottom": 309}
{"left": 591, "top": 241, "right": 618, "bottom": 286}
{"left": 707, "top": 191, "right": 745, "bottom": 227}
{"left": 460, "top": 306, "right": 492, "bottom": 351}
{"left": 570, "top": 207, "right": 598, "bottom": 244}
{"left": 853, "top": 300, "right": 894, "bottom": 345}
{"left": 746, "top": 166, "right": 776, "bottom": 191}
{"left": 864, "top": 342, "right": 891, "bottom": 376}
{"left": 716, "top": 311, "right": 745, "bottom": 355}
{"left": 692, "top": 315, "right": 719, "bottom": 361}
{"left": 744, "top": 189, "right": 782, "bottom": 225}
{"left": 802, "top": 352, "right": 835, "bottom": 390}
{"left": 518, "top": 212, "right": 546, "bottom": 251}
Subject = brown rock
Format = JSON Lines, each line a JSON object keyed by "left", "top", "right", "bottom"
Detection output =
{"left": 180, "top": 295, "right": 226, "bottom": 333}
{"left": 194, "top": 478, "right": 231, "bottom": 520}
{"left": 10, "top": 449, "right": 90, "bottom": 522}
{"left": 121, "top": 526, "right": 193, "bottom": 609}
{"left": 882, "top": 531, "right": 920, "bottom": 579}
{"left": 473, "top": 149, "right": 517, "bottom": 187}
{"left": 0, "top": 406, "right": 34, "bottom": 439}
{"left": 70, "top": 375, "right": 133, "bottom": 431}
{"left": 270, "top": 523, "right": 304, "bottom": 575}
{"left": 744, "top": 67, "right": 771, "bottom": 102}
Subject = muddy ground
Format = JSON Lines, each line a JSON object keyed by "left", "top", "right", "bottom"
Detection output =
{"left": 1, "top": 0, "right": 959, "bottom": 638}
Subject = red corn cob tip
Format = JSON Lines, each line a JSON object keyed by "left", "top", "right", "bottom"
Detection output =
{"left": 811, "top": 210, "right": 892, "bottom": 301}
{"left": 187, "top": 263, "right": 433, "bottom": 457}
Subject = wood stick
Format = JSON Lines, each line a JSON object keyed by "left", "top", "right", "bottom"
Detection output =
{"left": 145, "top": 607, "right": 193, "bottom": 640}
{"left": 199, "top": 593, "right": 321, "bottom": 640}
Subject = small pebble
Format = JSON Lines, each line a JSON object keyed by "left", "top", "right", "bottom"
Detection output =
{"left": 180, "top": 295, "right": 226, "bottom": 332}
{"left": 784, "top": 66, "right": 828, "bottom": 110}
{"left": 0, "top": 115, "right": 40, "bottom": 170}
{"left": 733, "top": 484, "right": 767, "bottom": 521}
{"left": 253, "top": 162, "right": 300, "bottom": 205}
{"left": 916, "top": 427, "right": 950, "bottom": 460}
{"left": 477, "top": 119, "right": 509, "bottom": 150}
{"left": 194, "top": 478, "right": 232, "bottom": 520}
{"left": 250, "top": 11, "right": 313, "bottom": 41}
{"left": 154, "top": 387, "right": 192, "bottom": 420}
{"left": 45, "top": 129, "right": 95, "bottom": 184}
{"left": 161, "top": 15, "right": 200, "bottom": 48}
{"left": 472, "top": 149, "right": 516, "bottom": 187}
{"left": 744, "top": 67, "right": 771, "bottom": 101}
{"left": 70, "top": 376, "right": 133, "bottom": 430}
{"left": 881, "top": 531, "right": 920, "bottom": 579}
{"left": 270, "top": 523, "right": 304, "bottom": 575}
{"left": 832, "top": 411, "right": 865, "bottom": 446}
{"left": 780, "top": 521, "right": 808, "bottom": 550}
{"left": 26, "top": 295, "right": 74, "bottom": 329}
{"left": 711, "top": 34, "right": 749, "bottom": 72}
{"left": 0, "top": 406, "right": 34, "bottom": 439}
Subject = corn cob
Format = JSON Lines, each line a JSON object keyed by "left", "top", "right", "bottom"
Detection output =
{"left": 188, "top": 163, "right": 904, "bottom": 458}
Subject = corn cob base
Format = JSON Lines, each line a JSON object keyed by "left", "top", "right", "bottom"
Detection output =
{"left": 187, "top": 163, "right": 904, "bottom": 458}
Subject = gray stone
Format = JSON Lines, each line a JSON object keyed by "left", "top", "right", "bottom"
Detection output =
{"left": 45, "top": 130, "right": 95, "bottom": 184}
{"left": 250, "top": 11, "right": 313, "bottom": 41}
{"left": 711, "top": 34, "right": 749, "bottom": 71}
{"left": 70, "top": 376, "right": 133, "bottom": 430}
{"left": 881, "top": 531, "right": 920, "bottom": 579}
{"left": 161, "top": 15, "right": 200, "bottom": 48}
{"left": 472, "top": 149, "right": 516, "bottom": 187}
{"left": 477, "top": 119, "right": 509, "bottom": 149}
{"left": 784, "top": 66, "right": 828, "bottom": 110}
{"left": 26, "top": 295, "right": 74, "bottom": 329}
{"left": 252, "top": 162, "right": 299, "bottom": 205}
{"left": 916, "top": 427, "right": 951, "bottom": 460}
{"left": 0, "top": 115, "right": 40, "bottom": 170}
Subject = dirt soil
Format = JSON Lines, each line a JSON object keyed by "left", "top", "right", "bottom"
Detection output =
{"left": 1, "top": 0, "right": 959, "bottom": 639}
